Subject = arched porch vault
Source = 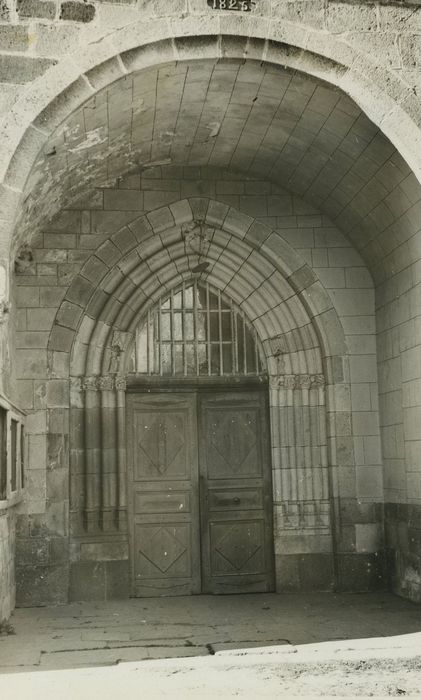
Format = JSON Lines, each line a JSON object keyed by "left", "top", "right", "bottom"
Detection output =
{"left": 1, "top": 37, "right": 418, "bottom": 301}
{"left": 1, "top": 8, "right": 420, "bottom": 608}
{"left": 54, "top": 197, "right": 350, "bottom": 590}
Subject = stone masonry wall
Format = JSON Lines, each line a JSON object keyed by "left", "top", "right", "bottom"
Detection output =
{"left": 0, "top": 510, "right": 15, "bottom": 623}
{"left": 13, "top": 165, "right": 383, "bottom": 603}
{"left": 0, "top": 0, "right": 420, "bottom": 619}
{"left": 376, "top": 229, "right": 421, "bottom": 601}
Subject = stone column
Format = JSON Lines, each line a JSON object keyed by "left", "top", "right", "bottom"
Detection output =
{"left": 271, "top": 373, "right": 329, "bottom": 531}
{"left": 116, "top": 376, "right": 127, "bottom": 532}
{"left": 98, "top": 376, "right": 118, "bottom": 531}
{"left": 69, "top": 377, "right": 84, "bottom": 534}
{"left": 313, "top": 374, "right": 329, "bottom": 526}
{"left": 83, "top": 376, "right": 101, "bottom": 532}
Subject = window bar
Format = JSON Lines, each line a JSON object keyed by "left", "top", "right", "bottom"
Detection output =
{"left": 206, "top": 283, "right": 211, "bottom": 376}
{"left": 182, "top": 282, "right": 187, "bottom": 376}
{"left": 20, "top": 424, "right": 24, "bottom": 489}
{"left": 254, "top": 328, "right": 260, "bottom": 373}
{"left": 11, "top": 419, "right": 17, "bottom": 493}
{"left": 243, "top": 311, "right": 247, "bottom": 374}
{"left": 149, "top": 309, "right": 155, "bottom": 376}
{"left": 146, "top": 310, "right": 150, "bottom": 375}
{"left": 17, "top": 421, "right": 21, "bottom": 491}
{"left": 233, "top": 310, "right": 239, "bottom": 375}
{"left": 230, "top": 300, "right": 235, "bottom": 375}
{"left": 193, "top": 280, "right": 199, "bottom": 376}
{"left": 170, "top": 288, "right": 175, "bottom": 376}
{"left": 218, "top": 289, "right": 223, "bottom": 376}
{"left": 158, "top": 299, "right": 162, "bottom": 376}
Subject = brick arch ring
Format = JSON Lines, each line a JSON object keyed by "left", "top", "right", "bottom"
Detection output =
{"left": 49, "top": 197, "right": 348, "bottom": 587}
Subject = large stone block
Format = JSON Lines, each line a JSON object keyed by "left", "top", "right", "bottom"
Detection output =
{"left": 104, "top": 189, "right": 143, "bottom": 211}
{"left": 0, "top": 54, "right": 55, "bottom": 83}
{"left": 69, "top": 561, "right": 106, "bottom": 601}
{"left": 275, "top": 553, "right": 334, "bottom": 592}
{"left": 15, "top": 349, "right": 47, "bottom": 379}
{"left": 355, "top": 523, "right": 383, "bottom": 554}
{"left": 66, "top": 276, "right": 95, "bottom": 307}
{"left": 91, "top": 211, "right": 139, "bottom": 234}
{"left": 16, "top": 537, "right": 49, "bottom": 567}
{"left": 46, "top": 380, "right": 69, "bottom": 408}
{"left": 16, "top": 562, "right": 69, "bottom": 606}
{"left": 40, "top": 287, "right": 67, "bottom": 307}
{"left": 106, "top": 560, "right": 130, "bottom": 599}
{"left": 337, "top": 552, "right": 386, "bottom": 592}
{"left": 17, "top": 0, "right": 55, "bottom": 18}
{"left": 16, "top": 287, "right": 40, "bottom": 308}
{"left": 0, "top": 25, "right": 29, "bottom": 51}
{"left": 59, "top": 0, "right": 95, "bottom": 21}
{"left": 16, "top": 331, "right": 49, "bottom": 349}
{"left": 356, "top": 465, "right": 383, "bottom": 500}
{"left": 49, "top": 324, "right": 75, "bottom": 353}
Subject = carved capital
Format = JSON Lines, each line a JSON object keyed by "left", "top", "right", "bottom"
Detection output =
{"left": 83, "top": 376, "right": 99, "bottom": 392}
{"left": 296, "top": 374, "right": 311, "bottom": 390}
{"left": 115, "top": 376, "right": 127, "bottom": 392}
{"left": 270, "top": 373, "right": 326, "bottom": 390}
{"left": 98, "top": 375, "right": 115, "bottom": 391}
{"left": 311, "top": 374, "right": 326, "bottom": 388}
{"left": 272, "top": 374, "right": 296, "bottom": 390}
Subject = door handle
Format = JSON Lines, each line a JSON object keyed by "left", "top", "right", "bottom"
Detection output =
{"left": 233, "top": 497, "right": 241, "bottom": 505}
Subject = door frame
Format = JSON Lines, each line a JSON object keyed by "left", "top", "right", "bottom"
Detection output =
{"left": 125, "top": 376, "right": 275, "bottom": 596}
{"left": 198, "top": 388, "right": 275, "bottom": 594}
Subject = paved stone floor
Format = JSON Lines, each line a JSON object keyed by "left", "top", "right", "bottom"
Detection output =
{"left": 1, "top": 591, "right": 421, "bottom": 673}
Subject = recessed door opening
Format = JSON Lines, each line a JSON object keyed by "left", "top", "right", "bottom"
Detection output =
{"left": 126, "top": 280, "right": 274, "bottom": 596}
{"left": 127, "top": 387, "right": 275, "bottom": 597}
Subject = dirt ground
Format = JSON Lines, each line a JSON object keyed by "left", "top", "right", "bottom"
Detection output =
{"left": 1, "top": 642, "right": 421, "bottom": 698}
{"left": 1, "top": 592, "right": 421, "bottom": 697}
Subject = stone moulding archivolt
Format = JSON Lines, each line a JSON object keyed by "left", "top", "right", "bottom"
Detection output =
{"left": 58, "top": 200, "right": 346, "bottom": 557}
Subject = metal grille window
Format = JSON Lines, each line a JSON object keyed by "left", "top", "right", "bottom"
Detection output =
{"left": 10, "top": 419, "right": 17, "bottom": 493}
{"left": 0, "top": 403, "right": 25, "bottom": 503}
{"left": 0, "top": 408, "right": 6, "bottom": 500}
{"left": 131, "top": 281, "right": 264, "bottom": 377}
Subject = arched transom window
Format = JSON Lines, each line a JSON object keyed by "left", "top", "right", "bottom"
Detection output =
{"left": 130, "top": 281, "right": 265, "bottom": 377}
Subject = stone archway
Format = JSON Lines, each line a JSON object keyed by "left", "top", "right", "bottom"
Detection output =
{"left": 1, "top": 25, "right": 421, "bottom": 268}
{"left": 1, "top": 5, "right": 420, "bottom": 618}
{"left": 48, "top": 198, "right": 350, "bottom": 596}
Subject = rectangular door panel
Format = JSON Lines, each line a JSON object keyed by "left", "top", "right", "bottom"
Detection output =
{"left": 205, "top": 406, "right": 261, "bottom": 479}
{"left": 127, "top": 393, "right": 201, "bottom": 597}
{"left": 210, "top": 520, "right": 266, "bottom": 574}
{"left": 134, "top": 409, "right": 190, "bottom": 481}
{"left": 208, "top": 487, "right": 263, "bottom": 511}
{"left": 135, "top": 490, "right": 191, "bottom": 514}
{"left": 199, "top": 391, "right": 275, "bottom": 595}
{"left": 134, "top": 522, "right": 192, "bottom": 582}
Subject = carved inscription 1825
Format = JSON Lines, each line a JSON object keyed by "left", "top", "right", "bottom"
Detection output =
{"left": 208, "top": 0, "right": 256, "bottom": 11}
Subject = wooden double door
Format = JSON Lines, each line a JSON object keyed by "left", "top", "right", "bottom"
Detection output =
{"left": 127, "top": 388, "right": 275, "bottom": 596}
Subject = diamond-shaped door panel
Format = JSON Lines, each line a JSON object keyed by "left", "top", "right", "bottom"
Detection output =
{"left": 135, "top": 524, "right": 190, "bottom": 578}
{"left": 135, "top": 411, "right": 188, "bottom": 480}
{"left": 206, "top": 408, "right": 259, "bottom": 478}
{"left": 211, "top": 521, "right": 264, "bottom": 574}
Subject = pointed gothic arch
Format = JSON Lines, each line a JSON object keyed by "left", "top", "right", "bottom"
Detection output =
{"left": 48, "top": 198, "right": 349, "bottom": 591}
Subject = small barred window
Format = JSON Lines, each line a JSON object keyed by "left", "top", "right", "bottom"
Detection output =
{"left": 130, "top": 281, "right": 265, "bottom": 377}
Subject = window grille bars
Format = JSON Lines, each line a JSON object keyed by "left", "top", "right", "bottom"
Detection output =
{"left": 132, "top": 281, "right": 264, "bottom": 377}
